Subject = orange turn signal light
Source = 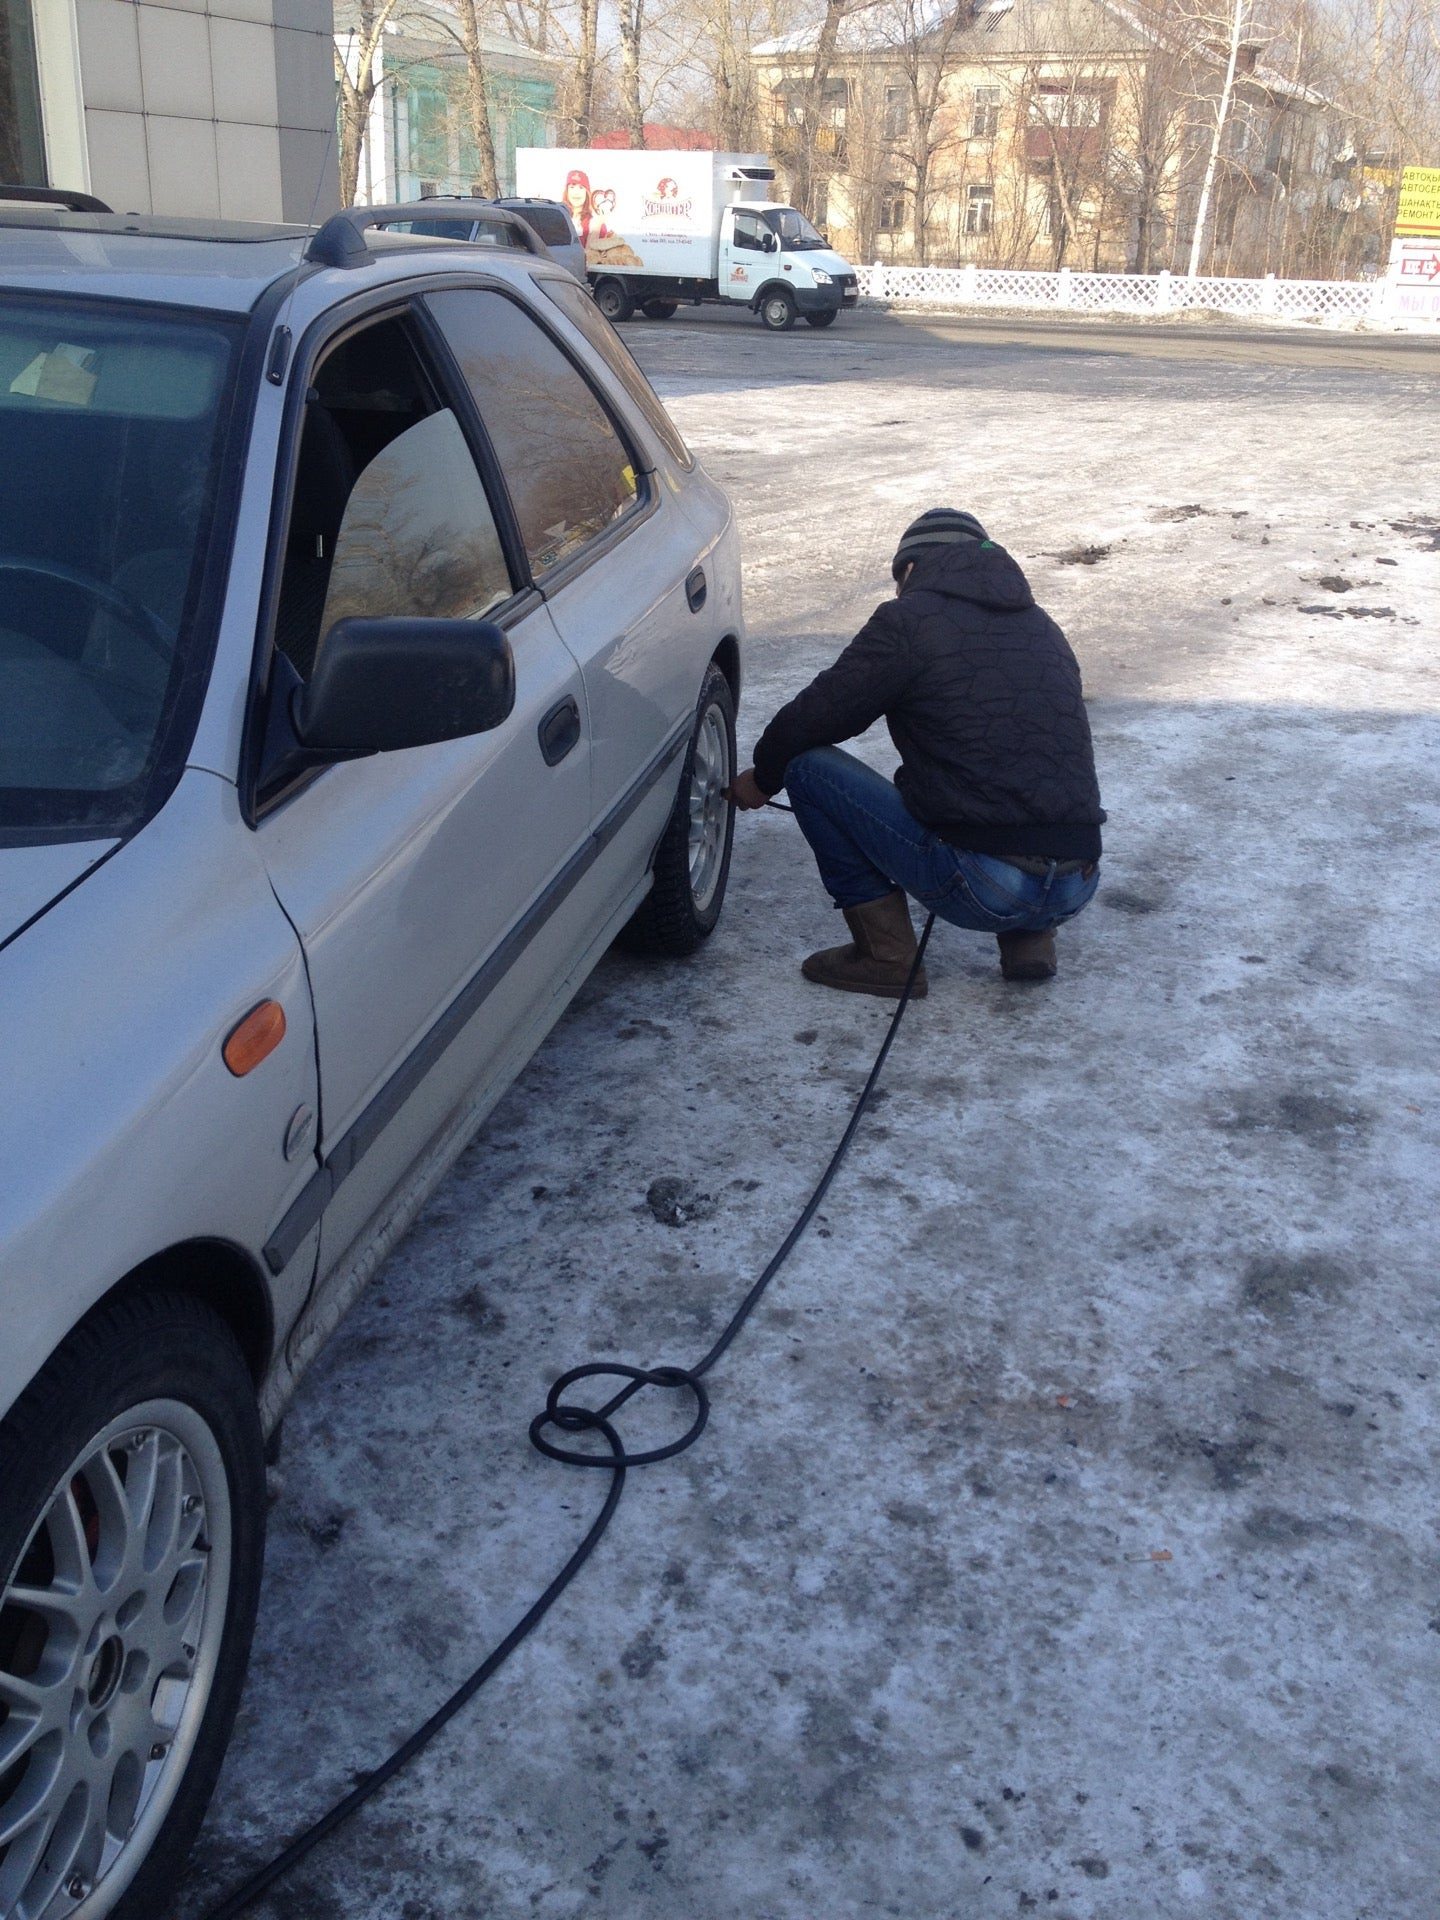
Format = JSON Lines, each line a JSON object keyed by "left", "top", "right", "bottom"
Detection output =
{"left": 223, "top": 1000, "right": 287, "bottom": 1077}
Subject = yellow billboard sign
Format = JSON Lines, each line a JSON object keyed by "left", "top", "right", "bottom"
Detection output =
{"left": 1395, "top": 165, "right": 1440, "bottom": 237}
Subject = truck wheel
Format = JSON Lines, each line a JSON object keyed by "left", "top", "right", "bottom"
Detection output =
{"left": 594, "top": 279, "right": 634, "bottom": 323}
{"left": 642, "top": 300, "right": 679, "bottom": 320}
{"left": 620, "top": 663, "right": 735, "bottom": 958}
{"left": 0, "top": 1290, "right": 266, "bottom": 1920}
{"left": 759, "top": 289, "right": 797, "bottom": 332}
{"left": 805, "top": 309, "right": 838, "bottom": 328}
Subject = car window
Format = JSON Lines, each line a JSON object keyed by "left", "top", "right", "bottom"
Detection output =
{"left": 0, "top": 299, "right": 236, "bottom": 839}
{"left": 537, "top": 277, "right": 693, "bottom": 470}
{"left": 320, "top": 410, "right": 510, "bottom": 634}
{"left": 732, "top": 212, "right": 769, "bottom": 252}
{"left": 403, "top": 217, "right": 476, "bottom": 241}
{"left": 508, "top": 205, "right": 572, "bottom": 249}
{"left": 427, "top": 288, "right": 640, "bottom": 580}
{"left": 272, "top": 313, "right": 513, "bottom": 681}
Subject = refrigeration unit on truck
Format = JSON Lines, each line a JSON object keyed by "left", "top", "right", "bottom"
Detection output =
{"left": 513, "top": 148, "right": 860, "bottom": 331}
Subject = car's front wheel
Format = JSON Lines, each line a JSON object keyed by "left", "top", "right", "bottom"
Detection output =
{"left": 621, "top": 662, "right": 736, "bottom": 957}
{"left": 0, "top": 1292, "right": 266, "bottom": 1920}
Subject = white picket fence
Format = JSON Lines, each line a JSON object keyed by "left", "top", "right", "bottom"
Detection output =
{"left": 856, "top": 262, "right": 1384, "bottom": 326}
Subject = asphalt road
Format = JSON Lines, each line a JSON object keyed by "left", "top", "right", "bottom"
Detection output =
{"left": 637, "top": 297, "right": 1440, "bottom": 375}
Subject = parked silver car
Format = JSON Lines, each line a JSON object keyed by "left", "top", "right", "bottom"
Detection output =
{"left": 0, "top": 191, "right": 742, "bottom": 1919}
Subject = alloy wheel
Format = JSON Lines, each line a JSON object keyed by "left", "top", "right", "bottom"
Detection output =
{"left": 687, "top": 701, "right": 732, "bottom": 914}
{"left": 0, "top": 1401, "right": 232, "bottom": 1919}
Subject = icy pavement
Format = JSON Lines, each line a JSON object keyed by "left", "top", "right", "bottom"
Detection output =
{"left": 179, "top": 314, "right": 1440, "bottom": 1920}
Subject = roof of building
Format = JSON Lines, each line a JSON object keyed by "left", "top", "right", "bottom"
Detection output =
{"left": 591, "top": 126, "right": 717, "bottom": 149}
{"left": 752, "top": 0, "right": 1330, "bottom": 112}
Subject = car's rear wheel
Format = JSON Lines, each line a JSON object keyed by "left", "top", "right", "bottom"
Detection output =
{"left": 621, "top": 662, "right": 736, "bottom": 957}
{"left": 593, "top": 279, "right": 634, "bottom": 323}
{"left": 641, "top": 300, "right": 678, "bottom": 320}
{"left": 759, "top": 290, "right": 796, "bottom": 332}
{"left": 0, "top": 1292, "right": 265, "bottom": 1920}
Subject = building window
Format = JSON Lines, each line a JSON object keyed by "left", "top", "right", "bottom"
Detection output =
{"left": 885, "top": 86, "right": 908, "bottom": 140}
{"left": 0, "top": 0, "right": 47, "bottom": 186}
{"left": 964, "top": 183, "right": 994, "bottom": 235}
{"left": 878, "top": 181, "right": 907, "bottom": 233}
{"left": 1032, "top": 85, "right": 1103, "bottom": 129}
{"left": 971, "top": 87, "right": 1001, "bottom": 138}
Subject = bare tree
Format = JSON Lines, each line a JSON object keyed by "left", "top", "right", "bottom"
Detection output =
{"left": 571, "top": 0, "right": 600, "bottom": 138}
{"left": 1115, "top": 0, "right": 1192, "bottom": 268}
{"left": 1183, "top": 0, "right": 1248, "bottom": 273}
{"left": 421, "top": 0, "right": 502, "bottom": 195}
{"left": 789, "top": 0, "right": 857, "bottom": 216}
{"left": 617, "top": 0, "right": 648, "bottom": 143}
{"left": 336, "top": 0, "right": 407, "bottom": 206}
{"left": 876, "top": 0, "right": 970, "bottom": 263}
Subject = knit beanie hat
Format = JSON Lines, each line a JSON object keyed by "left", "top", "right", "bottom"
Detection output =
{"left": 891, "top": 508, "right": 990, "bottom": 580}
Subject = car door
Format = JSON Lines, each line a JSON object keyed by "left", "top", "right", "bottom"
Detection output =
{"left": 426, "top": 284, "right": 700, "bottom": 833}
{"left": 252, "top": 303, "right": 590, "bottom": 1284}
{"left": 718, "top": 207, "right": 772, "bottom": 302}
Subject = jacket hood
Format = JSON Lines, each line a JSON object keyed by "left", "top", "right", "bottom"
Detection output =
{"left": 901, "top": 539, "right": 1035, "bottom": 612}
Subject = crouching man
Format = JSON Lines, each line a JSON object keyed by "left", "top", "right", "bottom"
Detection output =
{"left": 725, "top": 509, "right": 1105, "bottom": 997}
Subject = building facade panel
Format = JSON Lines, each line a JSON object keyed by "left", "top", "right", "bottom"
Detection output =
{"left": 4, "top": 0, "right": 337, "bottom": 223}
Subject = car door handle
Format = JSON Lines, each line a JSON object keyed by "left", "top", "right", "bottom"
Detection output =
{"left": 686, "top": 566, "right": 707, "bottom": 613}
{"left": 538, "top": 696, "right": 581, "bottom": 766}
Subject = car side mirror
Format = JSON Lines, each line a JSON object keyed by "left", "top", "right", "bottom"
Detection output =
{"left": 763, "top": 232, "right": 778, "bottom": 253}
{"left": 295, "top": 616, "right": 516, "bottom": 752}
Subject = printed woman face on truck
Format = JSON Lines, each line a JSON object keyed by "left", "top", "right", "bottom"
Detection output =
{"left": 563, "top": 170, "right": 593, "bottom": 240}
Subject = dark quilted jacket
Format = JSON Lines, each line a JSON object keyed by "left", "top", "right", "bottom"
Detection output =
{"left": 752, "top": 541, "right": 1105, "bottom": 861}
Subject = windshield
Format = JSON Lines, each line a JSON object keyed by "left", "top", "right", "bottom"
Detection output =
{"left": 0, "top": 300, "right": 236, "bottom": 842}
{"left": 763, "top": 207, "right": 827, "bottom": 251}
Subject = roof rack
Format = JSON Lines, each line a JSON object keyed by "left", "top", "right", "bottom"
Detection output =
{"left": 305, "top": 200, "right": 549, "bottom": 269}
{"left": 0, "top": 184, "right": 114, "bottom": 214}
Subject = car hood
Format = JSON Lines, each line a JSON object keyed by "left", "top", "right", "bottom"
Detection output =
{"left": 811, "top": 249, "right": 857, "bottom": 278}
{"left": 0, "top": 839, "right": 119, "bottom": 948}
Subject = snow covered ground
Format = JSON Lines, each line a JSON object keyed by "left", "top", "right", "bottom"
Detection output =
{"left": 179, "top": 311, "right": 1440, "bottom": 1920}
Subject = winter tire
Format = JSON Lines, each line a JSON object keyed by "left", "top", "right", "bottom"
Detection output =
{"left": 620, "top": 662, "right": 736, "bottom": 957}
{"left": 0, "top": 1291, "right": 266, "bottom": 1920}
{"left": 641, "top": 300, "right": 678, "bottom": 320}
{"left": 805, "top": 309, "right": 838, "bottom": 328}
{"left": 593, "top": 279, "right": 634, "bottom": 323}
{"left": 759, "top": 290, "right": 797, "bottom": 332}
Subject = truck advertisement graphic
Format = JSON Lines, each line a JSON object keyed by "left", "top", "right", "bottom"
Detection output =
{"left": 519, "top": 150, "right": 725, "bottom": 280}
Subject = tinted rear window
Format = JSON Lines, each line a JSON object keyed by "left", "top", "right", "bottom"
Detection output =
{"left": 521, "top": 207, "right": 573, "bottom": 248}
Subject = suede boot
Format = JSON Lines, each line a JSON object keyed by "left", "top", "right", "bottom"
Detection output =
{"left": 802, "top": 889, "right": 927, "bottom": 999}
{"left": 997, "top": 927, "right": 1057, "bottom": 981}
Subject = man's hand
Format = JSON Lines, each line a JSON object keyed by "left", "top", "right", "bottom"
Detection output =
{"left": 725, "top": 767, "right": 771, "bottom": 811}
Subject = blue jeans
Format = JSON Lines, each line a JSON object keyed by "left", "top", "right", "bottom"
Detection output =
{"left": 783, "top": 746, "right": 1099, "bottom": 933}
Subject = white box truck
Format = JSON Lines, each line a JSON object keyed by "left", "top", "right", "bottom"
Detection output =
{"left": 513, "top": 148, "right": 859, "bottom": 331}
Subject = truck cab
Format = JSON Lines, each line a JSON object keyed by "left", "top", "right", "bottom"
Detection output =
{"left": 718, "top": 203, "right": 859, "bottom": 330}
